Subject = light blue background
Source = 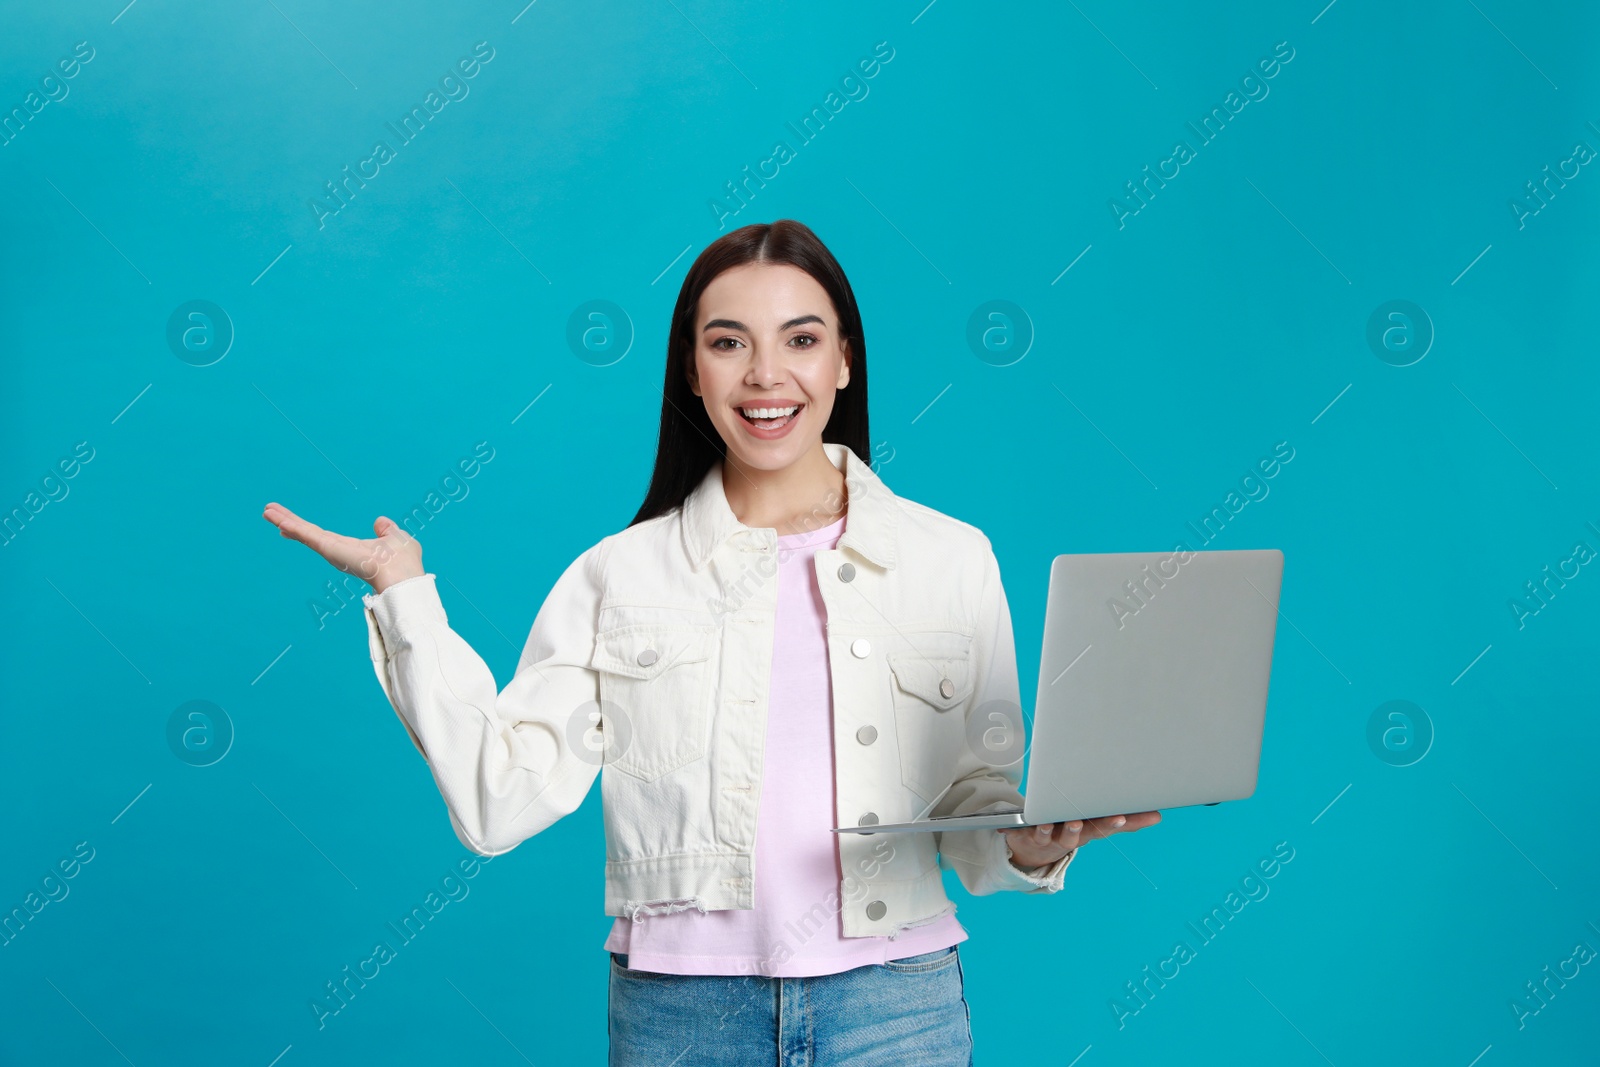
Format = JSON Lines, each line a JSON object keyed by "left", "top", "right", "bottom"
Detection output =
{"left": 3, "top": 1, "right": 1596, "bottom": 1063}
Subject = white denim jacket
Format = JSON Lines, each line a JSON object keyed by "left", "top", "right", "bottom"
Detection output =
{"left": 361, "top": 442, "right": 1076, "bottom": 939}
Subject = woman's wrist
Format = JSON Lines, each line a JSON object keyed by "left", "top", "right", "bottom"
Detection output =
{"left": 369, "top": 568, "right": 426, "bottom": 595}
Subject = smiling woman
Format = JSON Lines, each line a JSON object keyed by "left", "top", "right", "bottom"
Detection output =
{"left": 630, "top": 221, "right": 868, "bottom": 532}
{"left": 265, "top": 218, "right": 1160, "bottom": 1067}
{"left": 692, "top": 294, "right": 849, "bottom": 452}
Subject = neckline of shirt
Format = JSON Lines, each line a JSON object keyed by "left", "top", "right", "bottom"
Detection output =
{"left": 775, "top": 512, "right": 847, "bottom": 547}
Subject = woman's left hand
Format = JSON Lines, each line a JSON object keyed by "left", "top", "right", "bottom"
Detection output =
{"left": 1000, "top": 811, "right": 1162, "bottom": 870}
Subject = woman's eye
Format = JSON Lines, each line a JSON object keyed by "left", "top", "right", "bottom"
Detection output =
{"left": 708, "top": 334, "right": 817, "bottom": 351}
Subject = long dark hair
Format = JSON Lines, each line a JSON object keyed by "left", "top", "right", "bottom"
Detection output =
{"left": 628, "top": 219, "right": 871, "bottom": 528}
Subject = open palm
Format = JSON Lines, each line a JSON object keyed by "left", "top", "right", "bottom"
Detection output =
{"left": 262, "top": 502, "right": 425, "bottom": 595}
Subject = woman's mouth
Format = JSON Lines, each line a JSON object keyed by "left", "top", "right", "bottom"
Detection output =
{"left": 737, "top": 404, "right": 802, "bottom": 430}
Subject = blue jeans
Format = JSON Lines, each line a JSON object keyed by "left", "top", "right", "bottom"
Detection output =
{"left": 607, "top": 945, "right": 975, "bottom": 1065}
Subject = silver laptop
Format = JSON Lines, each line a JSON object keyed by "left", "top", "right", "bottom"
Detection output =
{"left": 834, "top": 548, "right": 1283, "bottom": 834}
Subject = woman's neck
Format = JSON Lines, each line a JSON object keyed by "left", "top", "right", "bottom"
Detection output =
{"left": 722, "top": 445, "right": 848, "bottom": 537}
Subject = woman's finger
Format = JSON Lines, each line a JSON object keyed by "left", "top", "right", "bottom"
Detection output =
{"left": 265, "top": 505, "right": 311, "bottom": 544}
{"left": 264, "top": 502, "right": 314, "bottom": 540}
{"left": 1092, "top": 812, "right": 1162, "bottom": 838}
{"left": 284, "top": 514, "right": 332, "bottom": 552}
{"left": 1002, "top": 824, "right": 1055, "bottom": 852}
{"left": 262, "top": 501, "right": 295, "bottom": 531}
{"left": 266, "top": 505, "right": 356, "bottom": 567}
{"left": 1013, "top": 812, "right": 1163, "bottom": 854}
{"left": 376, "top": 515, "right": 420, "bottom": 549}
{"left": 1004, "top": 812, "right": 1164, "bottom": 852}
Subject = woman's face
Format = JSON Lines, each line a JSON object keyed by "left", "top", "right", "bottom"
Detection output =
{"left": 687, "top": 262, "right": 852, "bottom": 473}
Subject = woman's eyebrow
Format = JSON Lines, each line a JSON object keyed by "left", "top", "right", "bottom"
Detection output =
{"left": 702, "top": 314, "right": 826, "bottom": 333}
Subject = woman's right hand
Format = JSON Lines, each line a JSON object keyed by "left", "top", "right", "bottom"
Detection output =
{"left": 262, "top": 503, "right": 426, "bottom": 595}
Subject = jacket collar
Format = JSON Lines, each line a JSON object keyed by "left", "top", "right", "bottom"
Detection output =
{"left": 682, "top": 441, "right": 900, "bottom": 571}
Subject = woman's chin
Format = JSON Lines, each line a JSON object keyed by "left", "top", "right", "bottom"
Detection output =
{"left": 723, "top": 430, "right": 813, "bottom": 472}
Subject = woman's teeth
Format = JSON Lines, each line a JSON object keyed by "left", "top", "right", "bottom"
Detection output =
{"left": 740, "top": 405, "right": 800, "bottom": 428}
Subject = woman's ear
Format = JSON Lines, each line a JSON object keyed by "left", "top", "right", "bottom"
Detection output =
{"left": 686, "top": 352, "right": 700, "bottom": 397}
{"left": 836, "top": 339, "right": 851, "bottom": 390}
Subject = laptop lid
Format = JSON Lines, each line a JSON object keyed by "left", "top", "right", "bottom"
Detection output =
{"left": 1022, "top": 548, "right": 1283, "bottom": 824}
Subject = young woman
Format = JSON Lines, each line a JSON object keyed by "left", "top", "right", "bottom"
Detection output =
{"left": 263, "top": 219, "right": 1159, "bottom": 1064}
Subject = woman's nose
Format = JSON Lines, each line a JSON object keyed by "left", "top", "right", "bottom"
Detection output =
{"left": 746, "top": 343, "right": 784, "bottom": 386}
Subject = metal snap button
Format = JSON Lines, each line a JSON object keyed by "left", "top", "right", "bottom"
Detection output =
{"left": 866, "top": 900, "right": 887, "bottom": 921}
{"left": 939, "top": 677, "right": 955, "bottom": 699}
{"left": 856, "top": 724, "right": 878, "bottom": 745}
{"left": 859, "top": 812, "right": 879, "bottom": 826}
{"left": 850, "top": 638, "right": 871, "bottom": 658}
{"left": 636, "top": 648, "right": 659, "bottom": 667}
{"left": 838, "top": 563, "right": 856, "bottom": 583}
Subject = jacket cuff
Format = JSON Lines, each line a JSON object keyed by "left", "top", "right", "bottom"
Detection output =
{"left": 362, "top": 573, "right": 446, "bottom": 646}
{"left": 359, "top": 574, "right": 443, "bottom": 761}
{"left": 995, "top": 835, "right": 1079, "bottom": 894}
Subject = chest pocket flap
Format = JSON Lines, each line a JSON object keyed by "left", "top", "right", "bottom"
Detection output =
{"left": 588, "top": 623, "right": 717, "bottom": 781}
{"left": 887, "top": 651, "right": 974, "bottom": 710}
{"left": 887, "top": 645, "right": 976, "bottom": 803}
{"left": 590, "top": 625, "right": 713, "bottom": 679}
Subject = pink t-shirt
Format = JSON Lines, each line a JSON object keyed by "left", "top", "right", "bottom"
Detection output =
{"left": 603, "top": 513, "right": 968, "bottom": 976}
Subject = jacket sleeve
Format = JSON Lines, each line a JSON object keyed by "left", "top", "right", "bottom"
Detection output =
{"left": 934, "top": 539, "right": 1079, "bottom": 895}
{"left": 360, "top": 540, "right": 608, "bottom": 856}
